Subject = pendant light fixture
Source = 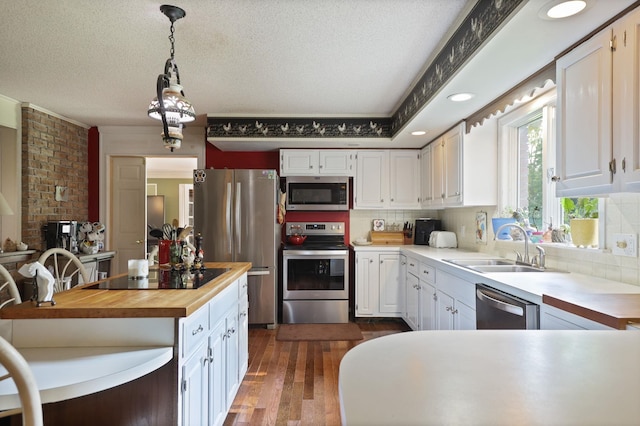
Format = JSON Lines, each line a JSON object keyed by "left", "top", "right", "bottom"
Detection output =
{"left": 148, "top": 4, "right": 195, "bottom": 152}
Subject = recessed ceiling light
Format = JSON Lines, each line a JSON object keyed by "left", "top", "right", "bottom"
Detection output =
{"left": 539, "top": 0, "right": 588, "bottom": 20}
{"left": 411, "top": 130, "right": 427, "bottom": 136}
{"left": 448, "top": 93, "right": 475, "bottom": 102}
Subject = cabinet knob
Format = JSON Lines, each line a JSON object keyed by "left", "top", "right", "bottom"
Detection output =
{"left": 390, "top": 198, "right": 394, "bottom": 202}
{"left": 370, "top": 259, "right": 373, "bottom": 263}
{"left": 423, "top": 270, "right": 429, "bottom": 275}
{"left": 550, "top": 175, "right": 561, "bottom": 182}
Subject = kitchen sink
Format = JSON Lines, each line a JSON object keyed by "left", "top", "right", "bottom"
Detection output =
{"left": 443, "top": 258, "right": 516, "bottom": 266}
{"left": 468, "top": 264, "right": 545, "bottom": 273}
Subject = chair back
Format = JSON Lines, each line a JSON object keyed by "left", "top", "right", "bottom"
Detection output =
{"left": 0, "top": 336, "right": 43, "bottom": 426}
{"left": 0, "top": 264, "right": 22, "bottom": 309}
{"left": 38, "top": 248, "right": 90, "bottom": 291}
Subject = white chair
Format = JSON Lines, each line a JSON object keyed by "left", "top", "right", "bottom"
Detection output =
{"left": 38, "top": 248, "right": 90, "bottom": 292}
{"left": 0, "top": 336, "right": 43, "bottom": 426}
{"left": 0, "top": 265, "right": 22, "bottom": 309}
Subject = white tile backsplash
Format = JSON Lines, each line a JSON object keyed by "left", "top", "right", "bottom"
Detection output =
{"left": 439, "top": 194, "right": 640, "bottom": 287}
{"left": 349, "top": 209, "right": 440, "bottom": 242}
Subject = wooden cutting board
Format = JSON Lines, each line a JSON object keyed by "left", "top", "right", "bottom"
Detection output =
{"left": 370, "top": 231, "right": 405, "bottom": 245}
{"left": 542, "top": 293, "right": 640, "bottom": 329}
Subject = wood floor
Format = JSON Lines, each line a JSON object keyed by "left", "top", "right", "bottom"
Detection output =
{"left": 224, "top": 319, "right": 410, "bottom": 426}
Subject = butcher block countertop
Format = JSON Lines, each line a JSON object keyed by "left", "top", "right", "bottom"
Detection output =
{"left": 0, "top": 262, "right": 251, "bottom": 320}
{"left": 543, "top": 293, "right": 640, "bottom": 329}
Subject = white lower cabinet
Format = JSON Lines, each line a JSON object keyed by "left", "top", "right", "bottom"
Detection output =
{"left": 435, "top": 270, "right": 476, "bottom": 330}
{"left": 404, "top": 272, "right": 420, "bottom": 330}
{"left": 402, "top": 257, "right": 476, "bottom": 331}
{"left": 540, "top": 304, "right": 614, "bottom": 330}
{"left": 355, "top": 251, "right": 401, "bottom": 317}
{"left": 179, "top": 274, "right": 248, "bottom": 426}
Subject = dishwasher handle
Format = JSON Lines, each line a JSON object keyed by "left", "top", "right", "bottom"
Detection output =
{"left": 476, "top": 288, "right": 524, "bottom": 316}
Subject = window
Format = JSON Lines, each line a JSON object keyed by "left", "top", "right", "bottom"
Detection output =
{"left": 498, "top": 89, "right": 560, "bottom": 231}
{"left": 498, "top": 87, "right": 600, "bottom": 246}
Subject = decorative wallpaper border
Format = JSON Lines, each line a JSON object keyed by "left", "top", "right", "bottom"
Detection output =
{"left": 207, "top": 0, "right": 525, "bottom": 140}
{"left": 207, "top": 117, "right": 392, "bottom": 139}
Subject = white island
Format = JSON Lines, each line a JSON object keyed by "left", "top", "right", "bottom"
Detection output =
{"left": 339, "top": 330, "right": 640, "bottom": 425}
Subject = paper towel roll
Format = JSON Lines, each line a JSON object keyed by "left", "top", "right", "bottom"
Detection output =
{"left": 128, "top": 259, "right": 149, "bottom": 279}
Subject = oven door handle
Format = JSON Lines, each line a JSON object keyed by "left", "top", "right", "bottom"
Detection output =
{"left": 476, "top": 289, "right": 524, "bottom": 316}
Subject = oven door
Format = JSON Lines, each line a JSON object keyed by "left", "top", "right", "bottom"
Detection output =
{"left": 283, "top": 250, "right": 348, "bottom": 300}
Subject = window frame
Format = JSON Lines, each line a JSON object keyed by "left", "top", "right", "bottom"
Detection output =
{"left": 497, "top": 88, "right": 561, "bottom": 231}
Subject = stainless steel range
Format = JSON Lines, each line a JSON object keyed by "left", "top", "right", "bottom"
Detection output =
{"left": 282, "top": 222, "right": 349, "bottom": 324}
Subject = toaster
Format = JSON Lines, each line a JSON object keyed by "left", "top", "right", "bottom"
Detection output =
{"left": 429, "top": 231, "right": 458, "bottom": 248}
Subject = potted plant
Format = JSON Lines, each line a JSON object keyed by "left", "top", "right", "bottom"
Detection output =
{"left": 561, "top": 198, "right": 598, "bottom": 248}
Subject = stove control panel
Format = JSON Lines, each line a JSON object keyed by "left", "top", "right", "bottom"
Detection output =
{"left": 286, "top": 222, "right": 344, "bottom": 236}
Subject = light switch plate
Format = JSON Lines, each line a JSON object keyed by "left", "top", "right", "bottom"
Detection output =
{"left": 612, "top": 233, "right": 637, "bottom": 257}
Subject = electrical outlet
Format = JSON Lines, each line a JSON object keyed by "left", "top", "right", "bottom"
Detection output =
{"left": 612, "top": 233, "right": 637, "bottom": 257}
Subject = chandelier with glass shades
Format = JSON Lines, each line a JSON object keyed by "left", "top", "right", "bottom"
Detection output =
{"left": 147, "top": 4, "right": 195, "bottom": 151}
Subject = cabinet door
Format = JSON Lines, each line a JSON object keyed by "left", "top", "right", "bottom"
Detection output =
{"left": 319, "top": 150, "right": 354, "bottom": 176}
{"left": 617, "top": 10, "right": 640, "bottom": 191}
{"left": 556, "top": 27, "right": 614, "bottom": 196}
{"left": 443, "top": 126, "right": 463, "bottom": 205}
{"left": 182, "top": 341, "right": 208, "bottom": 426}
{"left": 454, "top": 301, "right": 476, "bottom": 330}
{"left": 389, "top": 150, "right": 420, "bottom": 209}
{"left": 436, "top": 289, "right": 455, "bottom": 330}
{"left": 399, "top": 255, "right": 407, "bottom": 319}
{"left": 280, "top": 150, "right": 319, "bottom": 176}
{"left": 431, "top": 139, "right": 444, "bottom": 206}
{"left": 225, "top": 309, "right": 239, "bottom": 410}
{"left": 419, "top": 281, "right": 436, "bottom": 331}
{"left": 378, "top": 253, "right": 401, "bottom": 314}
{"left": 355, "top": 252, "right": 376, "bottom": 316}
{"left": 420, "top": 144, "right": 434, "bottom": 207}
{"left": 405, "top": 273, "right": 420, "bottom": 331}
{"left": 238, "top": 297, "right": 249, "bottom": 379}
{"left": 355, "top": 151, "right": 388, "bottom": 208}
{"left": 209, "top": 320, "right": 226, "bottom": 426}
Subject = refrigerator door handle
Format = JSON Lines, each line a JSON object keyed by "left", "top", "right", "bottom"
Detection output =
{"left": 235, "top": 182, "right": 241, "bottom": 254}
{"left": 226, "top": 182, "right": 232, "bottom": 255}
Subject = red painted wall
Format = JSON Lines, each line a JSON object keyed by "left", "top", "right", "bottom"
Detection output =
{"left": 205, "top": 144, "right": 279, "bottom": 170}
{"left": 88, "top": 127, "right": 100, "bottom": 222}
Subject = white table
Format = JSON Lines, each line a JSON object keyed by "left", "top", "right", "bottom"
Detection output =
{"left": 0, "top": 346, "right": 172, "bottom": 410}
{"left": 339, "top": 330, "right": 640, "bottom": 425}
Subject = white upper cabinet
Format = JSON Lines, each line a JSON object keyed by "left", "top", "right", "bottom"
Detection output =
{"left": 319, "top": 150, "right": 355, "bottom": 175}
{"left": 556, "top": 7, "right": 640, "bottom": 196}
{"left": 279, "top": 149, "right": 354, "bottom": 176}
{"left": 388, "top": 150, "right": 421, "bottom": 209}
{"left": 556, "top": 26, "right": 614, "bottom": 196}
{"left": 355, "top": 150, "right": 388, "bottom": 208}
{"left": 420, "top": 144, "right": 434, "bottom": 207}
{"left": 280, "top": 149, "right": 319, "bottom": 175}
{"left": 424, "top": 121, "right": 495, "bottom": 208}
{"left": 616, "top": 8, "right": 640, "bottom": 191}
{"left": 354, "top": 149, "right": 421, "bottom": 209}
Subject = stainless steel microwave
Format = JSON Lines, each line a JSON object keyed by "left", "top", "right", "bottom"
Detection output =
{"left": 286, "top": 176, "right": 349, "bottom": 211}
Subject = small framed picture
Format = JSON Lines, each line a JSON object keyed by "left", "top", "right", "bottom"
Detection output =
{"left": 372, "top": 219, "right": 385, "bottom": 231}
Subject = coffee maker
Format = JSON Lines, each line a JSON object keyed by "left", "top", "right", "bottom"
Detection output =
{"left": 414, "top": 218, "right": 442, "bottom": 245}
{"left": 45, "top": 220, "right": 79, "bottom": 254}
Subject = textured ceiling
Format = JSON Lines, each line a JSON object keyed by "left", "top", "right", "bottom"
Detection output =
{"left": 0, "top": 0, "right": 637, "bottom": 151}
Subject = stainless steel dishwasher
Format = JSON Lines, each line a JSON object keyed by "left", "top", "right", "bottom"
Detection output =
{"left": 475, "top": 284, "right": 539, "bottom": 329}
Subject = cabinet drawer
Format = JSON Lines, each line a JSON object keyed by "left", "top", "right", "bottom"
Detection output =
{"left": 182, "top": 304, "right": 210, "bottom": 359}
{"left": 420, "top": 263, "right": 435, "bottom": 284}
{"left": 406, "top": 257, "right": 420, "bottom": 277}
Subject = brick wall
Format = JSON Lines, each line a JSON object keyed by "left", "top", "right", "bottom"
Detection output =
{"left": 21, "top": 107, "right": 89, "bottom": 250}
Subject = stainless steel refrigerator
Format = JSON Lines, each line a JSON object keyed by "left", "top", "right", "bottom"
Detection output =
{"left": 193, "top": 169, "right": 280, "bottom": 326}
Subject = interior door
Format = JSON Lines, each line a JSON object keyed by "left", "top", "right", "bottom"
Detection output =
{"left": 111, "top": 156, "right": 146, "bottom": 274}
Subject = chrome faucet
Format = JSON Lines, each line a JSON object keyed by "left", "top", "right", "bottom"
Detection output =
{"left": 494, "top": 223, "right": 531, "bottom": 264}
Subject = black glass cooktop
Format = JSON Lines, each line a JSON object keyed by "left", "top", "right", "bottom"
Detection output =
{"left": 83, "top": 268, "right": 230, "bottom": 290}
